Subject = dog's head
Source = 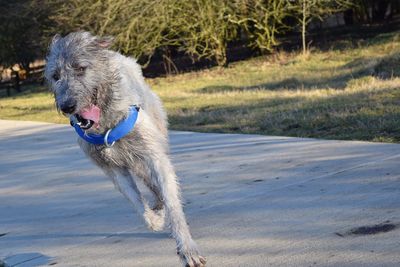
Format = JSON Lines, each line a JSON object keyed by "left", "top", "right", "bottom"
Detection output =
{"left": 44, "top": 31, "right": 113, "bottom": 119}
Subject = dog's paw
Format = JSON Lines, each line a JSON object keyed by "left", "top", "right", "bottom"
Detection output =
{"left": 178, "top": 248, "right": 206, "bottom": 267}
{"left": 183, "top": 255, "right": 206, "bottom": 267}
{"left": 144, "top": 208, "right": 165, "bottom": 232}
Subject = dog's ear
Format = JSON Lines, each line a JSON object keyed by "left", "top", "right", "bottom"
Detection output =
{"left": 96, "top": 36, "right": 114, "bottom": 49}
{"left": 51, "top": 34, "right": 61, "bottom": 47}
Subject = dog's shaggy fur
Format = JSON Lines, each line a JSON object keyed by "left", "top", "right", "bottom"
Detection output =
{"left": 44, "top": 32, "right": 205, "bottom": 267}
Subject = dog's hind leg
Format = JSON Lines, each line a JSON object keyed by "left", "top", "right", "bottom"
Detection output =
{"left": 128, "top": 163, "right": 166, "bottom": 226}
{"left": 143, "top": 174, "right": 164, "bottom": 211}
{"left": 149, "top": 154, "right": 206, "bottom": 267}
{"left": 111, "top": 170, "right": 165, "bottom": 231}
{"left": 140, "top": 176, "right": 166, "bottom": 227}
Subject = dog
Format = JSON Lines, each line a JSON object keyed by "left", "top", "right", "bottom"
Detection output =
{"left": 44, "top": 31, "right": 206, "bottom": 267}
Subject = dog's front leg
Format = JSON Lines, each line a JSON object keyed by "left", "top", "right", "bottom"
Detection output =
{"left": 111, "top": 171, "right": 165, "bottom": 231}
{"left": 149, "top": 155, "right": 206, "bottom": 267}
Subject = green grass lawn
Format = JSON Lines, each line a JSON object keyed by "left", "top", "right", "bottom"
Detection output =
{"left": 1, "top": 32, "right": 400, "bottom": 142}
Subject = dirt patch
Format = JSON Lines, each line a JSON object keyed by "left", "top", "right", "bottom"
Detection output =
{"left": 336, "top": 221, "right": 398, "bottom": 237}
{"left": 350, "top": 223, "right": 397, "bottom": 235}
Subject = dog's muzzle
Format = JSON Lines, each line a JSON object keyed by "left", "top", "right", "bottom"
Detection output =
{"left": 70, "top": 114, "right": 94, "bottom": 130}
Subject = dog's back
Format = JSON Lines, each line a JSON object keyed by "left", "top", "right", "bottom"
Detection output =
{"left": 109, "top": 52, "right": 169, "bottom": 138}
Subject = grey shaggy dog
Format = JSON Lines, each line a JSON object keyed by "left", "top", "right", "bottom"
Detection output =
{"left": 44, "top": 31, "right": 206, "bottom": 267}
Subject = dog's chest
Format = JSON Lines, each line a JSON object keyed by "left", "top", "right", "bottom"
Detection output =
{"left": 78, "top": 137, "right": 144, "bottom": 170}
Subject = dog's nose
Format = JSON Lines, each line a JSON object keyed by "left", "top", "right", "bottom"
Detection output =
{"left": 60, "top": 99, "right": 77, "bottom": 114}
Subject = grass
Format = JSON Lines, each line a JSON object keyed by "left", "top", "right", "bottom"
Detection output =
{"left": 1, "top": 32, "right": 400, "bottom": 142}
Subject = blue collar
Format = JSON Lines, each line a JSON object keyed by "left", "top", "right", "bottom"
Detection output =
{"left": 70, "top": 106, "right": 139, "bottom": 146}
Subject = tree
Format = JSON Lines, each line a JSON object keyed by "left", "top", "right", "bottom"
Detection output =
{"left": 289, "top": 0, "right": 352, "bottom": 55}
{"left": 0, "top": 0, "right": 44, "bottom": 70}
{"left": 177, "top": 0, "right": 237, "bottom": 67}
{"left": 230, "top": 0, "right": 290, "bottom": 53}
{"left": 49, "top": 0, "right": 183, "bottom": 66}
{"left": 350, "top": 0, "right": 399, "bottom": 24}
{"left": 0, "top": 0, "right": 51, "bottom": 90}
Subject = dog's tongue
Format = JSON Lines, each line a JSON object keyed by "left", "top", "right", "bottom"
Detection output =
{"left": 79, "top": 105, "right": 101, "bottom": 126}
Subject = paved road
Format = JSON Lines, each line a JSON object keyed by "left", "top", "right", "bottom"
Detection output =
{"left": 0, "top": 120, "right": 399, "bottom": 267}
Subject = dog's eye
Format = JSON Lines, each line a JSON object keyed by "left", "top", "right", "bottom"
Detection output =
{"left": 52, "top": 73, "right": 59, "bottom": 81}
{"left": 76, "top": 66, "right": 86, "bottom": 76}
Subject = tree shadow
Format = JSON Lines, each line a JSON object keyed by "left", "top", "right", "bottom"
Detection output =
{"left": 170, "top": 86, "right": 400, "bottom": 142}
{"left": 3, "top": 252, "right": 52, "bottom": 266}
{"left": 197, "top": 51, "right": 400, "bottom": 94}
{"left": 198, "top": 65, "right": 368, "bottom": 94}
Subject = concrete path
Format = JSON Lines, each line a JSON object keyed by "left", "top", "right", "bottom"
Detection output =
{"left": 0, "top": 120, "right": 399, "bottom": 267}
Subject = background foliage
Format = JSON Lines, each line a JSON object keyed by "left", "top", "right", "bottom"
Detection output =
{"left": 1, "top": 0, "right": 399, "bottom": 74}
